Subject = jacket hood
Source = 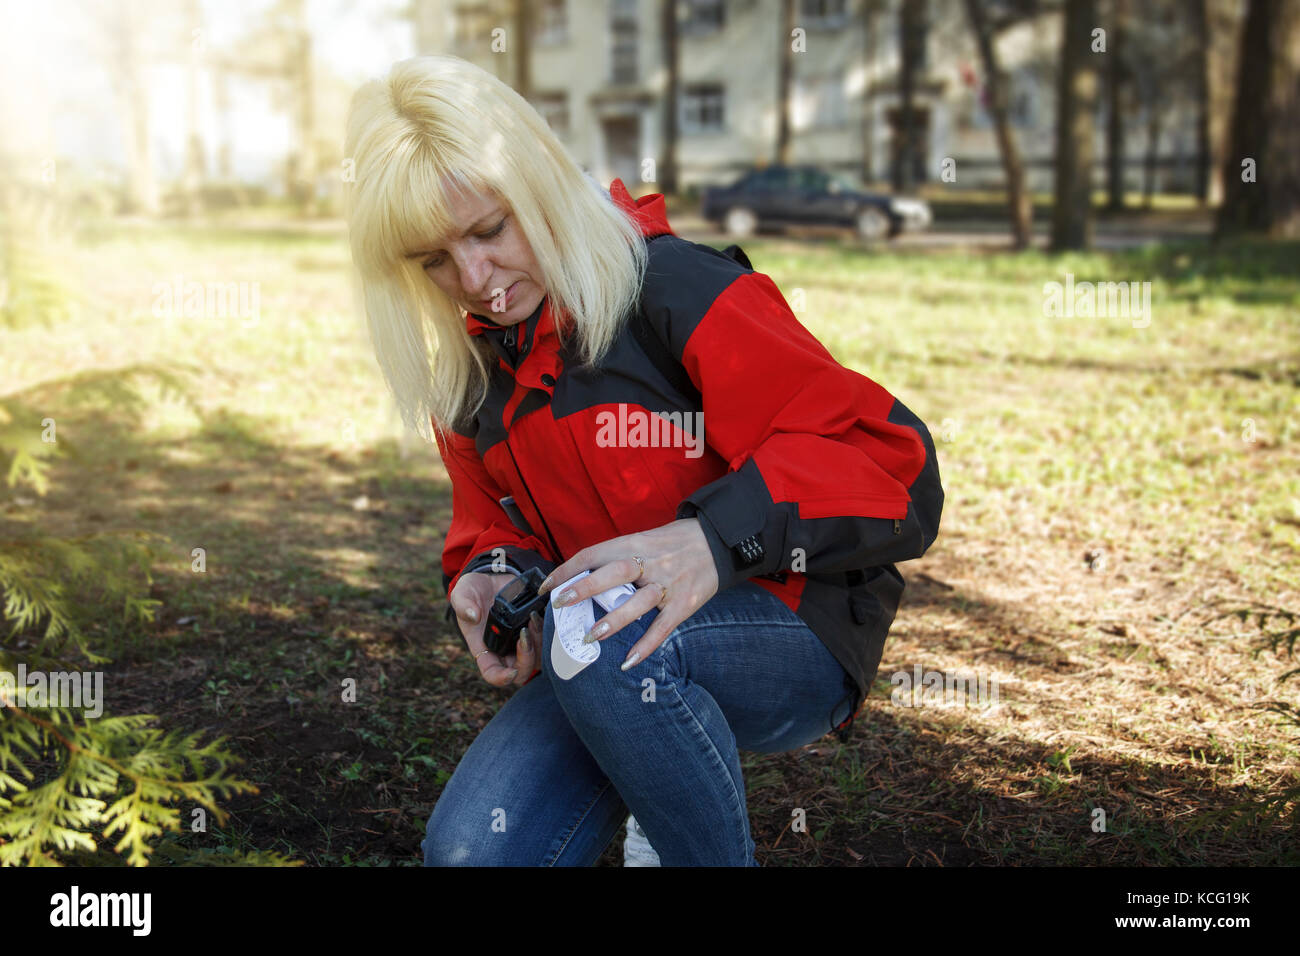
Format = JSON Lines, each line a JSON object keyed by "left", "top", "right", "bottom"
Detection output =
{"left": 464, "top": 177, "right": 674, "bottom": 339}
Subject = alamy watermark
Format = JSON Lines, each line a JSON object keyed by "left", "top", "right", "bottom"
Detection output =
{"left": 594, "top": 404, "right": 705, "bottom": 459}
{"left": 0, "top": 664, "right": 104, "bottom": 718}
{"left": 1043, "top": 272, "right": 1151, "bottom": 328}
{"left": 151, "top": 274, "right": 260, "bottom": 327}
{"left": 890, "top": 666, "right": 1000, "bottom": 709}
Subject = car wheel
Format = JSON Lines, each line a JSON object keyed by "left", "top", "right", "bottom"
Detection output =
{"left": 724, "top": 207, "right": 757, "bottom": 238}
{"left": 855, "top": 206, "right": 890, "bottom": 241}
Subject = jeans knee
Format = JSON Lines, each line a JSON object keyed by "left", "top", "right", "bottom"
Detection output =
{"left": 422, "top": 835, "right": 473, "bottom": 866}
{"left": 422, "top": 809, "right": 476, "bottom": 866}
{"left": 544, "top": 611, "right": 659, "bottom": 720}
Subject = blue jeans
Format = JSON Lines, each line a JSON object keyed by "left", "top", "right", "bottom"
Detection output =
{"left": 421, "top": 581, "right": 856, "bottom": 866}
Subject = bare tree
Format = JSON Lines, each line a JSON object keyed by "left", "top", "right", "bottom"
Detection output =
{"left": 1050, "top": 0, "right": 1100, "bottom": 251}
{"left": 513, "top": 0, "right": 532, "bottom": 101}
{"left": 893, "top": 0, "right": 928, "bottom": 192}
{"left": 1104, "top": 0, "right": 1126, "bottom": 211}
{"left": 860, "top": 0, "right": 883, "bottom": 184}
{"left": 182, "top": 0, "right": 206, "bottom": 217}
{"left": 660, "top": 0, "right": 680, "bottom": 194}
{"left": 1217, "top": 0, "right": 1300, "bottom": 237}
{"left": 964, "top": 0, "right": 1033, "bottom": 249}
{"left": 285, "top": 0, "right": 317, "bottom": 214}
{"left": 100, "top": 0, "right": 159, "bottom": 215}
{"left": 1204, "top": 0, "right": 1244, "bottom": 206}
{"left": 1191, "top": 0, "right": 1210, "bottom": 204}
{"left": 776, "top": 0, "right": 795, "bottom": 164}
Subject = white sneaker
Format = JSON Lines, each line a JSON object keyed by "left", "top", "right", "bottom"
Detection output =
{"left": 622, "top": 813, "right": 661, "bottom": 866}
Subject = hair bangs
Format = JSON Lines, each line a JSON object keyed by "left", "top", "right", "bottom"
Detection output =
{"left": 353, "top": 138, "right": 491, "bottom": 278}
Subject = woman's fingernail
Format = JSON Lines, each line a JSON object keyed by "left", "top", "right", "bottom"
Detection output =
{"left": 530, "top": 610, "right": 543, "bottom": 629}
{"left": 582, "top": 622, "right": 608, "bottom": 644}
{"left": 554, "top": 589, "right": 575, "bottom": 607}
{"left": 539, "top": 575, "right": 553, "bottom": 592}
{"left": 518, "top": 628, "right": 529, "bottom": 653}
{"left": 465, "top": 607, "right": 478, "bottom": 623}
{"left": 504, "top": 669, "right": 518, "bottom": 681}
{"left": 620, "top": 651, "right": 641, "bottom": 671}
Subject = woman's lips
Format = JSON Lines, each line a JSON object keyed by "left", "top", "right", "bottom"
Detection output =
{"left": 483, "top": 281, "right": 518, "bottom": 309}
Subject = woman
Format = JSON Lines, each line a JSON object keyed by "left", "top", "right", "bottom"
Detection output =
{"left": 343, "top": 55, "right": 943, "bottom": 866}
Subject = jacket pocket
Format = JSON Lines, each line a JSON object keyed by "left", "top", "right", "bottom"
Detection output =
{"left": 850, "top": 564, "right": 904, "bottom": 625}
{"left": 846, "top": 564, "right": 905, "bottom": 691}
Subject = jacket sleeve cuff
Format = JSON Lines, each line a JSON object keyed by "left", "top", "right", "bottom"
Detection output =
{"left": 442, "top": 547, "right": 559, "bottom": 623}
{"left": 676, "top": 459, "right": 784, "bottom": 591}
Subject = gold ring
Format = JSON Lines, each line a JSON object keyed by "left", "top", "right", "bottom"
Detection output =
{"left": 474, "top": 648, "right": 490, "bottom": 660}
{"left": 658, "top": 582, "right": 670, "bottom": 607}
{"left": 631, "top": 555, "right": 646, "bottom": 580}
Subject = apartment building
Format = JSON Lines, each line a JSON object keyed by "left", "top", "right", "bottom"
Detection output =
{"left": 411, "top": 0, "right": 1206, "bottom": 195}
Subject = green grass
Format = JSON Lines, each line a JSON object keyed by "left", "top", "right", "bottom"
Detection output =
{"left": 1, "top": 216, "right": 1297, "bottom": 865}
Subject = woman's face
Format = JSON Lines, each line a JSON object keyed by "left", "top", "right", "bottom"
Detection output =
{"left": 408, "top": 184, "right": 546, "bottom": 326}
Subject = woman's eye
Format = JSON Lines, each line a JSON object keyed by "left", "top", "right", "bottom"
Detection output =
{"left": 421, "top": 219, "right": 504, "bottom": 270}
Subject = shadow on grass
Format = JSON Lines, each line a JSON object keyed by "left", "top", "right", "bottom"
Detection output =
{"left": 4, "top": 354, "right": 1293, "bottom": 866}
{"left": 743, "top": 572, "right": 1297, "bottom": 866}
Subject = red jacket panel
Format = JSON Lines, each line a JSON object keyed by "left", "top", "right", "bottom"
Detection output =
{"left": 435, "top": 178, "right": 944, "bottom": 738}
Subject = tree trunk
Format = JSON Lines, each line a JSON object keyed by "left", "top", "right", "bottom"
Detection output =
{"left": 964, "top": 0, "right": 1032, "bottom": 249}
{"left": 776, "top": 0, "right": 794, "bottom": 164}
{"left": 860, "top": 0, "right": 879, "bottom": 183}
{"left": 1050, "top": 0, "right": 1100, "bottom": 251}
{"left": 1191, "top": 0, "right": 1210, "bottom": 203}
{"left": 660, "top": 0, "right": 679, "bottom": 194}
{"left": 1217, "top": 0, "right": 1300, "bottom": 237}
{"left": 1142, "top": 101, "right": 1162, "bottom": 208}
{"left": 295, "top": 26, "right": 316, "bottom": 215}
{"left": 513, "top": 0, "right": 531, "bottom": 101}
{"left": 894, "top": 0, "right": 927, "bottom": 192}
{"left": 1105, "top": 0, "right": 1125, "bottom": 211}
{"left": 1205, "top": 0, "right": 1242, "bottom": 207}
{"left": 109, "top": 0, "right": 159, "bottom": 216}
{"left": 182, "top": 0, "right": 205, "bottom": 218}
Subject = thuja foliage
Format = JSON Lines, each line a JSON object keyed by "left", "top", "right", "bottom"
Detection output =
{"left": 0, "top": 179, "right": 80, "bottom": 331}
{"left": 0, "top": 701, "right": 266, "bottom": 866}
{"left": 0, "top": 372, "right": 298, "bottom": 866}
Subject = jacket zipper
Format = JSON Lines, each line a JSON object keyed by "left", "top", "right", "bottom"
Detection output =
{"left": 503, "top": 437, "right": 562, "bottom": 562}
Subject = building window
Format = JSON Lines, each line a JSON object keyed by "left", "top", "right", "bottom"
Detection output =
{"left": 682, "top": 0, "right": 724, "bottom": 35}
{"left": 537, "top": 0, "right": 567, "bottom": 44}
{"left": 611, "top": 0, "right": 638, "bottom": 84}
{"left": 453, "top": 2, "right": 494, "bottom": 48}
{"left": 682, "top": 83, "right": 725, "bottom": 133}
{"left": 532, "top": 92, "right": 570, "bottom": 138}
{"left": 801, "top": 0, "right": 847, "bottom": 29}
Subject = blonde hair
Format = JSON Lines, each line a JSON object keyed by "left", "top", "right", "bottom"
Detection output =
{"left": 343, "top": 55, "right": 649, "bottom": 443}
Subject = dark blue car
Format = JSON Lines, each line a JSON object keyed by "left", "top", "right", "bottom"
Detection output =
{"left": 700, "top": 164, "right": 931, "bottom": 241}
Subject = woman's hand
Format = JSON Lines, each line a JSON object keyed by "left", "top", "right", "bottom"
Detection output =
{"left": 536, "top": 518, "right": 719, "bottom": 671}
{"left": 449, "top": 571, "right": 545, "bottom": 688}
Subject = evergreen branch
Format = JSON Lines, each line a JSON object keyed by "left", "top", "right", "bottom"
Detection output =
{"left": 0, "top": 705, "right": 264, "bottom": 867}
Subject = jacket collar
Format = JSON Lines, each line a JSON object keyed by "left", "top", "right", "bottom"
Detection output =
{"left": 469, "top": 296, "right": 548, "bottom": 371}
{"left": 464, "top": 177, "right": 674, "bottom": 345}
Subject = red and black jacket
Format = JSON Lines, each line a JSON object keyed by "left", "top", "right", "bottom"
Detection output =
{"left": 436, "top": 178, "right": 944, "bottom": 740}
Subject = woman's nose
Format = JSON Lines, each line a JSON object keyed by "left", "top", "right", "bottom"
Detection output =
{"left": 454, "top": 247, "right": 494, "bottom": 300}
